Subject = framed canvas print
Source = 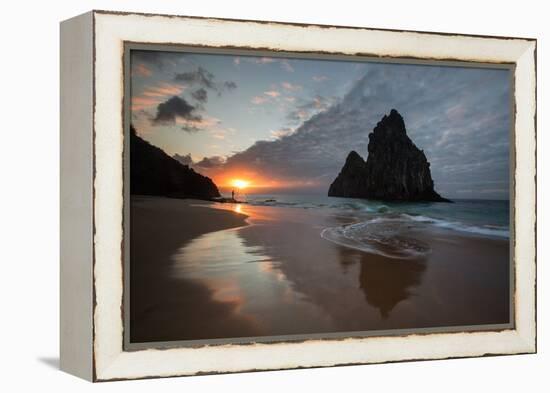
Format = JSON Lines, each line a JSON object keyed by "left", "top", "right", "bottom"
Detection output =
{"left": 60, "top": 10, "right": 537, "bottom": 381}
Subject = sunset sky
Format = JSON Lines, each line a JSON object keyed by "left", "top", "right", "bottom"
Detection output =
{"left": 130, "top": 49, "right": 511, "bottom": 199}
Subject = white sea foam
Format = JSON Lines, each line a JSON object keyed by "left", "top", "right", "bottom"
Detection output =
{"left": 321, "top": 211, "right": 509, "bottom": 258}
{"left": 320, "top": 219, "right": 431, "bottom": 259}
{"left": 400, "top": 214, "right": 509, "bottom": 238}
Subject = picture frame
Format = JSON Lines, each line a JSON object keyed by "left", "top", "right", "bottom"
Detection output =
{"left": 60, "top": 10, "right": 537, "bottom": 381}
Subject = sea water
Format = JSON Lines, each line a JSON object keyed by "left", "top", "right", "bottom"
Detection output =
{"left": 245, "top": 194, "right": 510, "bottom": 239}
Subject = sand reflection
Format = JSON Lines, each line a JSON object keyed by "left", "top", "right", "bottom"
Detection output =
{"left": 171, "top": 225, "right": 334, "bottom": 336}
{"left": 337, "top": 247, "right": 426, "bottom": 318}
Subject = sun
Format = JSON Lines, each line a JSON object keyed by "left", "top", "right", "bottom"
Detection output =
{"left": 231, "top": 179, "right": 250, "bottom": 190}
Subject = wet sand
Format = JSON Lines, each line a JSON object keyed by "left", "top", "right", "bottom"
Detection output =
{"left": 130, "top": 196, "right": 510, "bottom": 343}
{"left": 129, "top": 196, "right": 262, "bottom": 343}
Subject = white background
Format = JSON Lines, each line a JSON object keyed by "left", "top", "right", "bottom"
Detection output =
{"left": 0, "top": 0, "right": 546, "bottom": 391}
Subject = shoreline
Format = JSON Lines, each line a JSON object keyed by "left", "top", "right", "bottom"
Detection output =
{"left": 130, "top": 195, "right": 510, "bottom": 343}
{"left": 130, "top": 195, "right": 257, "bottom": 343}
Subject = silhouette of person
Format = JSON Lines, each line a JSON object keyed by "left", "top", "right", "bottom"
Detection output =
{"left": 231, "top": 190, "right": 235, "bottom": 200}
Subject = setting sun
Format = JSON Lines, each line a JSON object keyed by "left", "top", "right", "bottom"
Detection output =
{"left": 231, "top": 179, "right": 250, "bottom": 189}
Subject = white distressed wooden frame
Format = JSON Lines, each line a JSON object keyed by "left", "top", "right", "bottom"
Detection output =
{"left": 60, "top": 10, "right": 536, "bottom": 382}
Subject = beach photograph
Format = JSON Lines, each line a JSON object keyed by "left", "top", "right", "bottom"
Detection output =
{"left": 128, "top": 49, "right": 511, "bottom": 344}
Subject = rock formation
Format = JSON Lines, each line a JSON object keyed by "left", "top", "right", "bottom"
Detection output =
{"left": 130, "top": 126, "right": 220, "bottom": 199}
{"left": 328, "top": 109, "right": 450, "bottom": 202}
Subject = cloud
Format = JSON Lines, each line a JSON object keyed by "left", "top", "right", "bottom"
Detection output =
{"left": 191, "top": 88, "right": 208, "bottom": 104}
{"left": 172, "top": 152, "right": 226, "bottom": 170}
{"left": 152, "top": 96, "right": 201, "bottom": 126}
{"left": 195, "top": 156, "right": 226, "bottom": 168}
{"left": 281, "top": 60, "right": 294, "bottom": 73}
{"left": 132, "top": 51, "right": 164, "bottom": 67}
{"left": 175, "top": 66, "right": 216, "bottom": 89}
{"left": 286, "top": 95, "right": 333, "bottom": 123}
{"left": 281, "top": 82, "right": 302, "bottom": 91}
{"left": 206, "top": 63, "right": 511, "bottom": 198}
{"left": 132, "top": 96, "right": 162, "bottom": 111}
{"left": 131, "top": 82, "right": 186, "bottom": 111}
{"left": 270, "top": 128, "right": 294, "bottom": 139}
{"left": 173, "top": 153, "right": 194, "bottom": 166}
{"left": 255, "top": 57, "right": 276, "bottom": 64}
{"left": 312, "top": 75, "right": 328, "bottom": 82}
{"left": 287, "top": 109, "right": 310, "bottom": 122}
{"left": 132, "top": 63, "right": 152, "bottom": 77}
{"left": 174, "top": 67, "right": 237, "bottom": 94}
{"left": 224, "top": 81, "right": 237, "bottom": 90}
{"left": 251, "top": 96, "right": 269, "bottom": 105}
{"left": 177, "top": 115, "right": 221, "bottom": 133}
{"left": 246, "top": 56, "right": 294, "bottom": 72}
{"left": 209, "top": 126, "right": 235, "bottom": 140}
{"left": 142, "top": 83, "right": 185, "bottom": 97}
{"left": 251, "top": 89, "right": 287, "bottom": 105}
{"left": 132, "top": 50, "right": 182, "bottom": 70}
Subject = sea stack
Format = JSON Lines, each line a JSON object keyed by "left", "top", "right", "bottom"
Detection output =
{"left": 328, "top": 109, "right": 450, "bottom": 202}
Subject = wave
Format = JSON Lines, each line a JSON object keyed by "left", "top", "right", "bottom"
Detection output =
{"left": 321, "top": 213, "right": 509, "bottom": 258}
{"left": 400, "top": 214, "right": 509, "bottom": 238}
{"left": 248, "top": 198, "right": 391, "bottom": 213}
{"left": 321, "top": 219, "right": 431, "bottom": 259}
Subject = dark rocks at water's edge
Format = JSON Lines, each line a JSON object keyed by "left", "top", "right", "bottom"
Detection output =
{"left": 328, "top": 109, "right": 451, "bottom": 202}
{"left": 212, "top": 196, "right": 247, "bottom": 204}
{"left": 130, "top": 125, "right": 221, "bottom": 199}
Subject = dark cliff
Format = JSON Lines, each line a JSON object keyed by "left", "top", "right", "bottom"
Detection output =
{"left": 328, "top": 109, "right": 450, "bottom": 202}
{"left": 130, "top": 126, "right": 220, "bottom": 199}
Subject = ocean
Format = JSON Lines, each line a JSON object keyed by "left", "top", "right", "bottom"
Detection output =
{"left": 230, "top": 194, "right": 509, "bottom": 259}
{"left": 242, "top": 193, "right": 510, "bottom": 239}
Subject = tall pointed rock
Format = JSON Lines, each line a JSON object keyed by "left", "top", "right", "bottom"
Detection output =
{"left": 328, "top": 109, "right": 450, "bottom": 202}
{"left": 327, "top": 151, "right": 368, "bottom": 198}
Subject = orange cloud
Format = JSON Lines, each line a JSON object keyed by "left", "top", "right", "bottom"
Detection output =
{"left": 142, "top": 83, "right": 185, "bottom": 97}
{"left": 131, "top": 82, "right": 186, "bottom": 111}
{"left": 251, "top": 96, "right": 268, "bottom": 105}
{"left": 174, "top": 115, "right": 222, "bottom": 133}
{"left": 132, "top": 63, "right": 152, "bottom": 77}
{"left": 131, "top": 96, "right": 161, "bottom": 111}
{"left": 281, "top": 82, "right": 302, "bottom": 91}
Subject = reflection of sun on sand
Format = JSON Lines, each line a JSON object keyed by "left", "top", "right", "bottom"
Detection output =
{"left": 171, "top": 219, "right": 333, "bottom": 334}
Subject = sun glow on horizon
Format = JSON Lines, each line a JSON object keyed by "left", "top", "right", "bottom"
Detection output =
{"left": 231, "top": 179, "right": 250, "bottom": 190}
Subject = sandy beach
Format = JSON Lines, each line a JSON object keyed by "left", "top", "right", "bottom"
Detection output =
{"left": 129, "top": 196, "right": 258, "bottom": 343}
{"left": 130, "top": 195, "right": 510, "bottom": 343}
